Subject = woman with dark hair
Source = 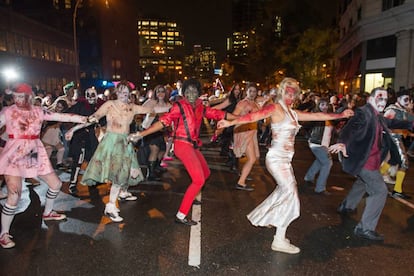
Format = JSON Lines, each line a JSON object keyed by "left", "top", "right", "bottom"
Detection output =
{"left": 213, "top": 83, "right": 243, "bottom": 170}
{"left": 141, "top": 84, "right": 172, "bottom": 180}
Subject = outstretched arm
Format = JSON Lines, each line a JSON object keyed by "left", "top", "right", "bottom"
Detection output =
{"left": 296, "top": 109, "right": 354, "bottom": 121}
{"left": 217, "top": 103, "right": 277, "bottom": 129}
{"left": 44, "top": 110, "right": 87, "bottom": 124}
{"left": 64, "top": 119, "right": 96, "bottom": 141}
{"left": 127, "top": 121, "right": 165, "bottom": 143}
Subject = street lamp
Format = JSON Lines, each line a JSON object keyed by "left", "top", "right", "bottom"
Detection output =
{"left": 73, "top": 0, "right": 82, "bottom": 86}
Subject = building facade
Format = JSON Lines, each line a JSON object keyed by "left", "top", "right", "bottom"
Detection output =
{"left": 337, "top": 0, "right": 414, "bottom": 94}
{"left": 0, "top": 6, "right": 75, "bottom": 93}
{"left": 137, "top": 18, "right": 184, "bottom": 88}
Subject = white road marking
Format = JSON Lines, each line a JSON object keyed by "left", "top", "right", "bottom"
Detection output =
{"left": 390, "top": 192, "right": 414, "bottom": 209}
{"left": 188, "top": 193, "right": 202, "bottom": 268}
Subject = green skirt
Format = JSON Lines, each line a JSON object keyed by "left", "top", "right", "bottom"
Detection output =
{"left": 81, "top": 132, "right": 144, "bottom": 188}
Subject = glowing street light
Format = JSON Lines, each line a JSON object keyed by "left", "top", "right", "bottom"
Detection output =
{"left": 2, "top": 67, "right": 19, "bottom": 82}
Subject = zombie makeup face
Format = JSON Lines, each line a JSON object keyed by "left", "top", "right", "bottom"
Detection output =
{"left": 283, "top": 86, "right": 297, "bottom": 106}
{"left": 85, "top": 88, "right": 98, "bottom": 104}
{"left": 13, "top": 93, "right": 31, "bottom": 109}
{"left": 184, "top": 85, "right": 199, "bottom": 104}
{"left": 397, "top": 95, "right": 410, "bottom": 109}
{"left": 368, "top": 89, "right": 388, "bottom": 112}
{"left": 116, "top": 85, "right": 130, "bottom": 103}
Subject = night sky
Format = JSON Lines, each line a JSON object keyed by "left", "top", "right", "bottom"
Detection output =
{"left": 136, "top": 0, "right": 232, "bottom": 59}
{"left": 135, "top": 0, "right": 338, "bottom": 60}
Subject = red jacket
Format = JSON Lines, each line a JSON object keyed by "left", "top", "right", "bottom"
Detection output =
{"left": 159, "top": 99, "right": 225, "bottom": 147}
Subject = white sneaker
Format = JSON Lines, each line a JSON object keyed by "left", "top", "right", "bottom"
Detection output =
{"left": 118, "top": 191, "right": 138, "bottom": 201}
{"left": 104, "top": 203, "right": 123, "bottom": 222}
{"left": 383, "top": 175, "right": 395, "bottom": 185}
{"left": 271, "top": 238, "right": 300, "bottom": 254}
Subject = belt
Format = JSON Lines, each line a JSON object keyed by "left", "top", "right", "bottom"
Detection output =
{"left": 9, "top": 134, "right": 39, "bottom": 139}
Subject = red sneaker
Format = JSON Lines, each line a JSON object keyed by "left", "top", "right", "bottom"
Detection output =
{"left": 162, "top": 156, "right": 174, "bottom": 161}
{"left": 0, "top": 233, "right": 15, "bottom": 249}
{"left": 42, "top": 211, "right": 67, "bottom": 221}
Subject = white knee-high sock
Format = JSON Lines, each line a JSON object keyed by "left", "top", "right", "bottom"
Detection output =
{"left": 44, "top": 188, "right": 60, "bottom": 215}
{"left": 1, "top": 204, "right": 17, "bottom": 235}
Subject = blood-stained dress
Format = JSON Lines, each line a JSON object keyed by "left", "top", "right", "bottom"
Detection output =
{"left": 0, "top": 105, "right": 78, "bottom": 177}
{"left": 247, "top": 103, "right": 301, "bottom": 228}
{"left": 80, "top": 100, "right": 144, "bottom": 188}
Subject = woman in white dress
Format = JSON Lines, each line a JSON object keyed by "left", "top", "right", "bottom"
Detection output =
{"left": 217, "top": 78, "right": 353, "bottom": 254}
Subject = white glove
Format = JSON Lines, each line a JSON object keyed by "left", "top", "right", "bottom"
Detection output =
{"left": 128, "top": 132, "right": 143, "bottom": 143}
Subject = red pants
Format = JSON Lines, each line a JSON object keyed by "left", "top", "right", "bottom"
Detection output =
{"left": 174, "top": 140, "right": 210, "bottom": 216}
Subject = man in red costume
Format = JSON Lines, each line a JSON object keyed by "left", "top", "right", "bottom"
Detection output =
{"left": 128, "top": 79, "right": 237, "bottom": 225}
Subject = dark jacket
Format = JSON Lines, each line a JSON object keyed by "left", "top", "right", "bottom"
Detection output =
{"left": 339, "top": 103, "right": 412, "bottom": 176}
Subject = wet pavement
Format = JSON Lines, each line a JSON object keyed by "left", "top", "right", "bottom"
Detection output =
{"left": 1, "top": 127, "right": 414, "bottom": 275}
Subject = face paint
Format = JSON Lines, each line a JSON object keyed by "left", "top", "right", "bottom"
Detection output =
{"left": 184, "top": 85, "right": 199, "bottom": 104}
{"left": 85, "top": 88, "right": 97, "bottom": 104}
{"left": 117, "top": 85, "right": 130, "bottom": 103}
{"left": 283, "top": 86, "right": 297, "bottom": 106}
{"left": 368, "top": 89, "right": 388, "bottom": 112}
{"left": 13, "top": 93, "right": 31, "bottom": 109}
{"left": 398, "top": 95, "right": 410, "bottom": 109}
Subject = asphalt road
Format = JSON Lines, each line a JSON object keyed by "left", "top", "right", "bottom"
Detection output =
{"left": 1, "top": 125, "right": 414, "bottom": 275}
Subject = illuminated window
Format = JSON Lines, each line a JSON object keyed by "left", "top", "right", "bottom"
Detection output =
{"left": 64, "top": 0, "right": 71, "bottom": 9}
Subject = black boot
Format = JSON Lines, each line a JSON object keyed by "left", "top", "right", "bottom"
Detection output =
{"left": 148, "top": 161, "right": 161, "bottom": 181}
{"left": 229, "top": 151, "right": 238, "bottom": 173}
{"left": 154, "top": 159, "right": 167, "bottom": 174}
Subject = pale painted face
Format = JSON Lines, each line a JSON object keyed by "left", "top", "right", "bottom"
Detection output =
{"left": 283, "top": 86, "right": 297, "bottom": 106}
{"left": 116, "top": 85, "right": 130, "bottom": 103}
{"left": 397, "top": 95, "right": 410, "bottom": 109}
{"left": 85, "top": 88, "right": 97, "bottom": 104}
{"left": 13, "top": 93, "right": 31, "bottom": 109}
{"left": 368, "top": 89, "right": 388, "bottom": 112}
